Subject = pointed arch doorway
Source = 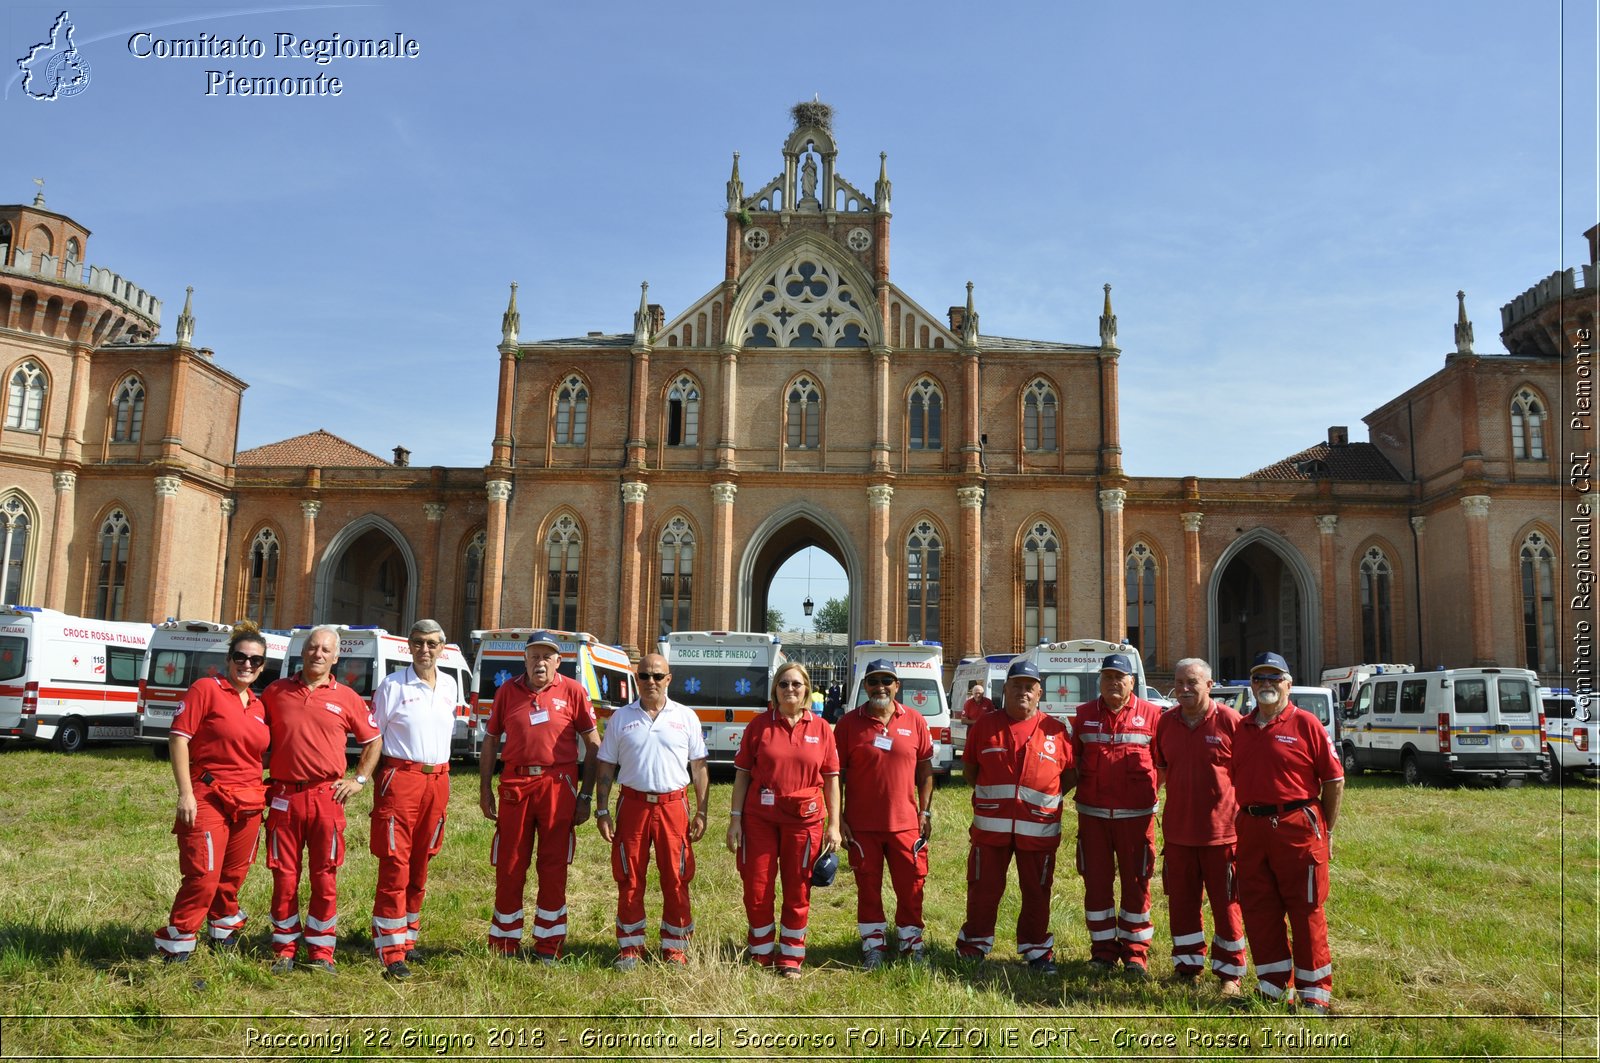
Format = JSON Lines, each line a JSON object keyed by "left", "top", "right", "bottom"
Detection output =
{"left": 1208, "top": 530, "right": 1320, "bottom": 681}
{"left": 739, "top": 507, "right": 858, "bottom": 687}
{"left": 313, "top": 516, "right": 418, "bottom": 631}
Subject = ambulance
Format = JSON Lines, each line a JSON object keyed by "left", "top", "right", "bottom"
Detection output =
{"left": 470, "top": 629, "right": 636, "bottom": 746}
{"left": 660, "top": 631, "right": 784, "bottom": 764}
{"left": 1320, "top": 662, "right": 1415, "bottom": 714}
{"left": 1341, "top": 666, "right": 1543, "bottom": 785}
{"left": 137, "top": 620, "right": 290, "bottom": 756}
{"left": 1020, "top": 638, "right": 1149, "bottom": 731}
{"left": 948, "top": 653, "right": 1013, "bottom": 755}
{"left": 284, "top": 626, "right": 477, "bottom": 759}
{"left": 0, "top": 606, "right": 152, "bottom": 752}
{"left": 843, "top": 639, "right": 955, "bottom": 773}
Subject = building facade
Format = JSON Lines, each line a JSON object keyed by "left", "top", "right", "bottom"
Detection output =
{"left": 0, "top": 105, "right": 1587, "bottom": 685}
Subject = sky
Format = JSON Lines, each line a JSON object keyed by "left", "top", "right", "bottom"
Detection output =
{"left": 2, "top": 1, "right": 1595, "bottom": 629}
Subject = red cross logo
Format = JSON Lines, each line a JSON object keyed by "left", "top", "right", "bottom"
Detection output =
{"left": 912, "top": 690, "right": 928, "bottom": 707}
{"left": 161, "top": 661, "right": 177, "bottom": 679}
{"left": 1056, "top": 685, "right": 1069, "bottom": 700}
{"left": 71, "top": 656, "right": 79, "bottom": 666}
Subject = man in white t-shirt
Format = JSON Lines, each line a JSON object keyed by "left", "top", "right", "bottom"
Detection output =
{"left": 594, "top": 652, "right": 709, "bottom": 970}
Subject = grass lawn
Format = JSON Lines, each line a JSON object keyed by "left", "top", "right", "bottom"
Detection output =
{"left": 0, "top": 744, "right": 1594, "bottom": 1059}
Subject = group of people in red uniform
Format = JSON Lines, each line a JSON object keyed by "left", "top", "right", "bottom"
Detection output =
{"left": 156, "top": 623, "right": 1342, "bottom": 1012}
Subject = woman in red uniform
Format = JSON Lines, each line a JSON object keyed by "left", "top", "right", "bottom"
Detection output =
{"left": 725, "top": 661, "right": 841, "bottom": 978}
{"left": 152, "top": 622, "right": 271, "bottom": 963}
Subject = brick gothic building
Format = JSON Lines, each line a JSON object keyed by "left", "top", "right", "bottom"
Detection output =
{"left": 0, "top": 106, "right": 1587, "bottom": 684}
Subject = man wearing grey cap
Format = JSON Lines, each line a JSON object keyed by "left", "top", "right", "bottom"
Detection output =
{"left": 1071, "top": 651, "right": 1163, "bottom": 979}
{"left": 835, "top": 659, "right": 935, "bottom": 968}
{"left": 479, "top": 630, "right": 600, "bottom": 962}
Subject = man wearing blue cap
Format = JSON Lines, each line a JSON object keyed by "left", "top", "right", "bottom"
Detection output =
{"left": 1071, "top": 651, "right": 1163, "bottom": 979}
{"left": 1230, "top": 651, "right": 1343, "bottom": 1013}
{"left": 955, "top": 657, "right": 1076, "bottom": 974}
{"left": 835, "top": 659, "right": 935, "bottom": 968}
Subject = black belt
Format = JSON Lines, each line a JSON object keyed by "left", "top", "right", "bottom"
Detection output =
{"left": 1243, "top": 799, "right": 1313, "bottom": 817}
{"left": 269, "top": 778, "right": 335, "bottom": 793}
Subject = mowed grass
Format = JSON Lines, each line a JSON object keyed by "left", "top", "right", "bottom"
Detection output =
{"left": 0, "top": 744, "right": 1594, "bottom": 1060}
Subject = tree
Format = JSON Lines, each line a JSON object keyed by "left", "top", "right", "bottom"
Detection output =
{"left": 764, "top": 608, "right": 786, "bottom": 633}
{"left": 812, "top": 596, "right": 849, "bottom": 634}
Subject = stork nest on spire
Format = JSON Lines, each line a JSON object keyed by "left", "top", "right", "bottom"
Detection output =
{"left": 791, "top": 99, "right": 833, "bottom": 132}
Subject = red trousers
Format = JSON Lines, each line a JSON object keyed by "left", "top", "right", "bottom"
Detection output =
{"left": 956, "top": 841, "right": 1057, "bottom": 963}
{"left": 846, "top": 828, "right": 927, "bottom": 955}
{"left": 154, "top": 783, "right": 260, "bottom": 957}
{"left": 489, "top": 771, "right": 577, "bottom": 957}
{"left": 1236, "top": 808, "right": 1333, "bottom": 1008}
{"left": 369, "top": 762, "right": 449, "bottom": 965}
{"left": 1076, "top": 813, "right": 1156, "bottom": 966}
{"left": 265, "top": 782, "right": 346, "bottom": 962}
{"left": 1162, "top": 841, "right": 1244, "bottom": 981}
{"left": 611, "top": 787, "right": 695, "bottom": 955}
{"left": 738, "top": 813, "right": 823, "bottom": 970}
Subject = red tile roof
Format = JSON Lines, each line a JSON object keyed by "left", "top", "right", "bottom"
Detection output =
{"left": 1246, "top": 441, "right": 1404, "bottom": 482}
{"left": 236, "top": 429, "right": 390, "bottom": 467}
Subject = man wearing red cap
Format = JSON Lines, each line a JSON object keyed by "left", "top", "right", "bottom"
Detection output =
{"left": 479, "top": 631, "right": 599, "bottom": 962}
{"left": 836, "top": 659, "right": 935, "bottom": 968}
{"left": 1071, "top": 651, "right": 1162, "bottom": 979}
{"left": 955, "top": 658, "right": 1075, "bottom": 974}
{"left": 1231, "top": 651, "right": 1344, "bottom": 1013}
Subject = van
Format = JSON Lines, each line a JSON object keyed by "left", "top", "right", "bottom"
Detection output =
{"left": 1321, "top": 663, "right": 1415, "bottom": 715}
{"left": 1540, "top": 687, "right": 1598, "bottom": 783}
{"left": 1290, "top": 685, "right": 1339, "bottom": 749}
{"left": 661, "top": 631, "right": 784, "bottom": 764}
{"left": 949, "top": 653, "right": 1012, "bottom": 755}
{"left": 138, "top": 620, "right": 289, "bottom": 756}
{"left": 471, "top": 629, "right": 636, "bottom": 748}
{"left": 0, "top": 606, "right": 152, "bottom": 752}
{"left": 285, "top": 626, "right": 477, "bottom": 759}
{"left": 844, "top": 640, "right": 955, "bottom": 774}
{"left": 1209, "top": 685, "right": 1254, "bottom": 713}
{"left": 1342, "top": 666, "right": 1543, "bottom": 785}
{"left": 1018, "top": 638, "right": 1149, "bottom": 732}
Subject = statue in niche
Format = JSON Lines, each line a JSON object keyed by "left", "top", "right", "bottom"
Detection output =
{"left": 800, "top": 154, "right": 819, "bottom": 205}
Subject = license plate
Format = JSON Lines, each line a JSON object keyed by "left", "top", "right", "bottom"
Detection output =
{"left": 147, "top": 706, "right": 176, "bottom": 718}
{"left": 1457, "top": 734, "right": 1489, "bottom": 746}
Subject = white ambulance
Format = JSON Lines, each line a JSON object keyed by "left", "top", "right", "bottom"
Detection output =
{"left": 137, "top": 620, "right": 290, "bottom": 756}
{"left": 470, "top": 629, "right": 636, "bottom": 747}
{"left": 1019, "top": 638, "right": 1149, "bottom": 732}
{"left": 285, "top": 626, "right": 477, "bottom": 759}
{"left": 844, "top": 640, "right": 955, "bottom": 774}
{"left": 1321, "top": 662, "right": 1415, "bottom": 714}
{"left": 0, "top": 607, "right": 152, "bottom": 752}
{"left": 660, "top": 631, "right": 784, "bottom": 765}
{"left": 1341, "top": 666, "right": 1543, "bottom": 785}
{"left": 948, "top": 653, "right": 1013, "bottom": 755}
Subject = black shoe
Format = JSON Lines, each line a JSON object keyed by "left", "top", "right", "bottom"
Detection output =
{"left": 161, "top": 950, "right": 189, "bottom": 965}
{"left": 269, "top": 957, "right": 296, "bottom": 975}
{"left": 209, "top": 935, "right": 238, "bottom": 952}
{"left": 384, "top": 961, "right": 412, "bottom": 981}
{"left": 307, "top": 959, "right": 337, "bottom": 974}
{"left": 1028, "top": 957, "right": 1058, "bottom": 976}
{"left": 404, "top": 948, "right": 421, "bottom": 964}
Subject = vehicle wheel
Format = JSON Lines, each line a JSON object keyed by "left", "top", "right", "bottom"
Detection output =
{"left": 1401, "top": 751, "right": 1427, "bottom": 787}
{"left": 151, "top": 742, "right": 170, "bottom": 761}
{"left": 1498, "top": 776, "right": 1524, "bottom": 789}
{"left": 1341, "top": 743, "right": 1362, "bottom": 777}
{"left": 1539, "top": 749, "right": 1559, "bottom": 785}
{"left": 52, "top": 717, "right": 88, "bottom": 754}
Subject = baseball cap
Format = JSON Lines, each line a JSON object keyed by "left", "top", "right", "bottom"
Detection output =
{"left": 524, "top": 630, "right": 562, "bottom": 651}
{"left": 863, "top": 659, "right": 899, "bottom": 680}
{"left": 1100, "top": 653, "right": 1135, "bottom": 675}
{"left": 1250, "top": 651, "right": 1291, "bottom": 676}
{"left": 811, "top": 848, "right": 839, "bottom": 887}
{"left": 1007, "top": 658, "right": 1041, "bottom": 681}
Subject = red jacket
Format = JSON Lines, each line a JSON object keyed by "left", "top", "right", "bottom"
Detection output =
{"left": 1070, "top": 694, "right": 1160, "bottom": 817}
{"left": 965, "top": 710, "right": 1074, "bottom": 850}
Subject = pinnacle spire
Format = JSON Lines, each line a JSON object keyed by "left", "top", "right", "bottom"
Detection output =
{"left": 875, "top": 152, "right": 892, "bottom": 211}
{"left": 1453, "top": 289, "right": 1474, "bottom": 356}
{"left": 501, "top": 282, "right": 520, "bottom": 347}
{"left": 633, "top": 281, "right": 652, "bottom": 345}
{"left": 961, "top": 281, "right": 980, "bottom": 346}
{"left": 175, "top": 286, "right": 195, "bottom": 348}
{"left": 727, "top": 152, "right": 744, "bottom": 212}
{"left": 1099, "top": 283, "right": 1118, "bottom": 349}
{"left": 31, "top": 177, "right": 45, "bottom": 208}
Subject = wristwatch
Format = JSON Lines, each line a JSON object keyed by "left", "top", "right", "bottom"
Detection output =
{"left": 595, "top": 808, "right": 611, "bottom": 818}
{"left": 354, "top": 775, "right": 368, "bottom": 787}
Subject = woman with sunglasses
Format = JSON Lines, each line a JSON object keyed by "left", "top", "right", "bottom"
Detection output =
{"left": 725, "top": 661, "right": 841, "bottom": 978}
{"left": 153, "top": 621, "right": 272, "bottom": 963}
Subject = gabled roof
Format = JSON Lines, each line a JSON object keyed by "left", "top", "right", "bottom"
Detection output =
{"left": 1245, "top": 441, "right": 1404, "bottom": 482}
{"left": 237, "top": 429, "right": 390, "bottom": 468}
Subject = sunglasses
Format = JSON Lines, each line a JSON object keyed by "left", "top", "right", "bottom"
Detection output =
{"left": 639, "top": 672, "right": 669, "bottom": 682}
{"left": 1251, "top": 673, "right": 1288, "bottom": 683}
{"left": 410, "top": 638, "right": 443, "bottom": 650}
{"left": 865, "top": 678, "right": 896, "bottom": 686}
{"left": 776, "top": 680, "right": 807, "bottom": 690}
{"left": 230, "top": 653, "right": 266, "bottom": 668}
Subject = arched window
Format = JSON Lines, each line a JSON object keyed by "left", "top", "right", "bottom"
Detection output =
{"left": 6, "top": 362, "right": 46, "bottom": 431}
{"left": 658, "top": 516, "right": 694, "bottom": 636}
{"left": 95, "top": 509, "right": 131, "bottom": 620}
{"left": 245, "top": 528, "right": 280, "bottom": 628}
{"left": 0, "top": 494, "right": 34, "bottom": 604}
{"left": 666, "top": 376, "right": 700, "bottom": 447}
{"left": 786, "top": 378, "right": 821, "bottom": 449}
{"left": 65, "top": 238, "right": 80, "bottom": 266}
{"left": 1023, "top": 379, "right": 1057, "bottom": 452}
{"left": 1022, "top": 522, "right": 1060, "bottom": 645}
{"left": 906, "top": 520, "right": 942, "bottom": 641}
{"left": 545, "top": 515, "right": 582, "bottom": 630}
{"left": 1520, "top": 531, "right": 1557, "bottom": 674}
{"left": 1125, "top": 542, "right": 1157, "bottom": 664}
{"left": 553, "top": 376, "right": 588, "bottom": 445}
{"left": 459, "top": 529, "right": 486, "bottom": 636}
{"left": 908, "top": 378, "right": 942, "bottom": 450}
{"left": 1511, "top": 388, "right": 1545, "bottom": 460}
{"left": 112, "top": 377, "right": 145, "bottom": 443}
{"left": 1359, "top": 546, "right": 1393, "bottom": 662}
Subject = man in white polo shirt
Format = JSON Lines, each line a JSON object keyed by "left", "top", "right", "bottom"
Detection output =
{"left": 368, "top": 619, "right": 459, "bottom": 981}
{"left": 594, "top": 651, "right": 709, "bottom": 970}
